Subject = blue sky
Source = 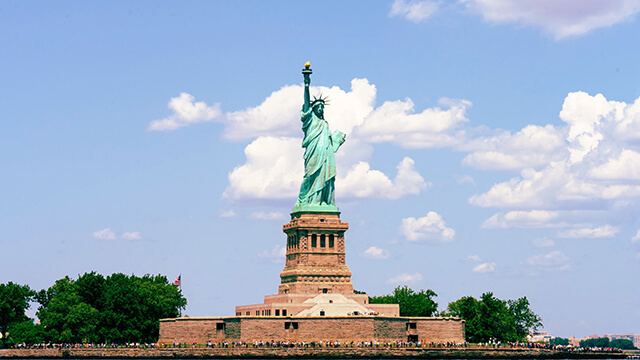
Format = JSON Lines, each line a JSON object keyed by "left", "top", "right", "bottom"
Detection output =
{"left": 2, "top": 0, "right": 640, "bottom": 339}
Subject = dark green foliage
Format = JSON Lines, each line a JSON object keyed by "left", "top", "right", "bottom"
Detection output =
{"left": 0, "top": 282, "right": 34, "bottom": 347}
{"left": 369, "top": 285, "right": 438, "bottom": 317}
{"left": 35, "top": 272, "right": 186, "bottom": 344}
{"left": 609, "top": 338, "right": 637, "bottom": 350}
{"left": 9, "top": 320, "right": 46, "bottom": 345}
{"left": 550, "top": 337, "right": 570, "bottom": 346}
{"left": 445, "top": 292, "right": 542, "bottom": 343}
{"left": 580, "top": 337, "right": 610, "bottom": 348}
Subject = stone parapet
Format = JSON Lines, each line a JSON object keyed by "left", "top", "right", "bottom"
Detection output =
{"left": 159, "top": 316, "right": 464, "bottom": 344}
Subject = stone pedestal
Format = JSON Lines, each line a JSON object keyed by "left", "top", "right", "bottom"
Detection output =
{"left": 234, "top": 210, "right": 400, "bottom": 318}
{"left": 279, "top": 211, "right": 353, "bottom": 295}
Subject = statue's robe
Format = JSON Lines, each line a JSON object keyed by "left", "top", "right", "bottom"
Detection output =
{"left": 295, "top": 106, "right": 346, "bottom": 207}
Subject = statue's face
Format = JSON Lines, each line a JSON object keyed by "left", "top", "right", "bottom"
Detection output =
{"left": 314, "top": 103, "right": 324, "bottom": 118}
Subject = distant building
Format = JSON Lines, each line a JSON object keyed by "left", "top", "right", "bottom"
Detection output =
{"left": 528, "top": 331, "right": 552, "bottom": 343}
{"left": 604, "top": 333, "right": 640, "bottom": 349}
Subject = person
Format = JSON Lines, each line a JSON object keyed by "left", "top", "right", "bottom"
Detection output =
{"left": 295, "top": 67, "right": 346, "bottom": 209}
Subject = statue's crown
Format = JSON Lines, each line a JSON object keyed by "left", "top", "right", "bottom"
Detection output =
{"left": 311, "top": 94, "right": 329, "bottom": 107}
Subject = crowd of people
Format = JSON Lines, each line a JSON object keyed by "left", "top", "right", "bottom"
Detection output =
{"left": 9, "top": 340, "right": 623, "bottom": 353}
{"left": 9, "top": 343, "right": 156, "bottom": 349}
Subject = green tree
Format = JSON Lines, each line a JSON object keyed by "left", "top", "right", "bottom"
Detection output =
{"left": 609, "top": 338, "right": 636, "bottom": 350}
{"left": 445, "top": 292, "right": 542, "bottom": 343}
{"left": 369, "top": 285, "right": 438, "bottom": 317}
{"left": 36, "top": 272, "right": 186, "bottom": 344}
{"left": 580, "top": 337, "right": 610, "bottom": 348}
{"left": 9, "top": 320, "right": 46, "bottom": 345}
{"left": 0, "top": 282, "right": 34, "bottom": 347}
{"left": 550, "top": 337, "right": 570, "bottom": 346}
{"left": 508, "top": 297, "right": 542, "bottom": 340}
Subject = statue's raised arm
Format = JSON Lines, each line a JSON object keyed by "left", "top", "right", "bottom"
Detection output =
{"left": 302, "top": 62, "right": 311, "bottom": 113}
{"left": 293, "top": 63, "right": 346, "bottom": 214}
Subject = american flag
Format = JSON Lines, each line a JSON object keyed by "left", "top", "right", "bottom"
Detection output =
{"left": 173, "top": 274, "right": 181, "bottom": 286}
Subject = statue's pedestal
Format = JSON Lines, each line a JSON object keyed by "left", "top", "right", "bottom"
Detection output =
{"left": 279, "top": 211, "right": 352, "bottom": 295}
{"left": 234, "top": 210, "right": 400, "bottom": 318}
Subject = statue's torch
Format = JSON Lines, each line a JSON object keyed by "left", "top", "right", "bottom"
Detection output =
{"left": 302, "top": 61, "right": 312, "bottom": 76}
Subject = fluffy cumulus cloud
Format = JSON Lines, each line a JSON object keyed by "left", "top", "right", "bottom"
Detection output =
{"left": 225, "top": 79, "right": 376, "bottom": 141}
{"left": 93, "top": 228, "right": 116, "bottom": 240}
{"left": 339, "top": 157, "right": 429, "bottom": 200}
{"left": 556, "top": 225, "right": 619, "bottom": 238}
{"left": 400, "top": 211, "right": 455, "bottom": 242}
{"left": 386, "top": 272, "right": 423, "bottom": 284}
{"left": 224, "top": 137, "right": 303, "bottom": 201}
{"left": 258, "top": 245, "right": 286, "bottom": 263}
{"left": 462, "top": 0, "right": 640, "bottom": 39}
{"left": 469, "top": 92, "right": 640, "bottom": 231}
{"left": 221, "top": 78, "right": 449, "bottom": 204}
{"left": 481, "top": 210, "right": 565, "bottom": 229}
{"left": 462, "top": 125, "right": 565, "bottom": 170}
{"left": 473, "top": 262, "right": 496, "bottom": 273}
{"left": 362, "top": 246, "right": 391, "bottom": 259}
{"left": 389, "top": 0, "right": 439, "bottom": 23}
{"left": 526, "top": 250, "right": 570, "bottom": 271}
{"left": 356, "top": 98, "right": 471, "bottom": 149}
{"left": 454, "top": 174, "right": 475, "bottom": 185}
{"left": 148, "top": 93, "right": 222, "bottom": 131}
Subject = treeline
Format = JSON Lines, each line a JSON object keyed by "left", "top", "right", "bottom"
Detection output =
{"left": 0, "top": 272, "right": 186, "bottom": 347}
{"left": 369, "top": 286, "right": 542, "bottom": 343}
{"left": 580, "top": 337, "right": 637, "bottom": 350}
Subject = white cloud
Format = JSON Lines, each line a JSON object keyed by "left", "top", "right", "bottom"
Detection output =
{"left": 223, "top": 136, "right": 302, "bottom": 201}
{"left": 356, "top": 98, "right": 471, "bottom": 148}
{"left": 463, "top": 0, "right": 640, "bottom": 40}
{"left": 148, "top": 93, "right": 221, "bottom": 131}
{"left": 251, "top": 211, "right": 285, "bottom": 220}
{"left": 400, "top": 211, "right": 455, "bottom": 242}
{"left": 469, "top": 92, "right": 640, "bottom": 215}
{"left": 339, "top": 157, "right": 429, "bottom": 200}
{"left": 590, "top": 149, "right": 640, "bottom": 180}
{"left": 467, "top": 254, "right": 482, "bottom": 262}
{"left": 94, "top": 228, "right": 142, "bottom": 240}
{"left": 454, "top": 174, "right": 475, "bottom": 185}
{"left": 224, "top": 79, "right": 376, "bottom": 141}
{"left": 121, "top": 232, "right": 142, "bottom": 240}
{"left": 526, "top": 250, "right": 570, "bottom": 271}
{"left": 362, "top": 246, "right": 391, "bottom": 260}
{"left": 93, "top": 228, "right": 116, "bottom": 240}
{"left": 462, "top": 125, "right": 565, "bottom": 170}
{"left": 389, "top": 0, "right": 439, "bottom": 23}
{"left": 481, "top": 210, "right": 565, "bottom": 229}
{"left": 219, "top": 210, "right": 237, "bottom": 218}
{"left": 532, "top": 237, "right": 555, "bottom": 248}
{"left": 472, "top": 262, "right": 496, "bottom": 273}
{"left": 258, "top": 245, "right": 286, "bottom": 263}
{"left": 632, "top": 230, "right": 640, "bottom": 244}
{"left": 386, "top": 272, "right": 423, "bottom": 284}
{"left": 556, "top": 225, "right": 618, "bottom": 238}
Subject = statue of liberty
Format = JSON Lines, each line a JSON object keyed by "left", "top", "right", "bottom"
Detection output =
{"left": 293, "top": 63, "right": 346, "bottom": 212}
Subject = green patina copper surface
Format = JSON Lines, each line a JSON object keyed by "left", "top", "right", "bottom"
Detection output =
{"left": 293, "top": 64, "right": 346, "bottom": 214}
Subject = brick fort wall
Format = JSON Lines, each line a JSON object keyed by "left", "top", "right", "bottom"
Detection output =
{"left": 159, "top": 316, "right": 464, "bottom": 344}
